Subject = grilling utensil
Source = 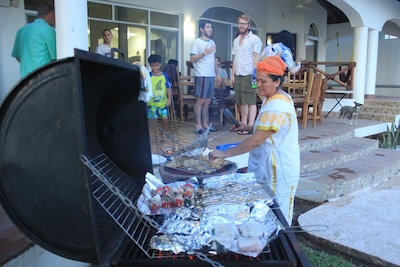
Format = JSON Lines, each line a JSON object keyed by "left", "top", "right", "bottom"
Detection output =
{"left": 172, "top": 124, "right": 212, "bottom": 156}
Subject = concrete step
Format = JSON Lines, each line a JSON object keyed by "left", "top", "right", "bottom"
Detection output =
{"left": 300, "top": 137, "right": 379, "bottom": 174}
{"left": 364, "top": 99, "right": 400, "bottom": 107}
{"left": 358, "top": 112, "right": 399, "bottom": 124}
{"left": 360, "top": 105, "right": 400, "bottom": 115}
{"left": 300, "top": 131, "right": 354, "bottom": 151}
{"left": 296, "top": 147, "right": 400, "bottom": 202}
{"left": 358, "top": 99, "right": 400, "bottom": 123}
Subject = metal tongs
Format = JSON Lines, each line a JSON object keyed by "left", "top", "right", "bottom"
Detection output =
{"left": 172, "top": 125, "right": 212, "bottom": 157}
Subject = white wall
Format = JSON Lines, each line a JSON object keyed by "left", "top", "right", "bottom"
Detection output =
{"left": 376, "top": 38, "right": 400, "bottom": 87}
{"left": 0, "top": 4, "right": 25, "bottom": 101}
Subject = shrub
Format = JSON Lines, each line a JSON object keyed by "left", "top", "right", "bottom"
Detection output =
{"left": 379, "top": 124, "right": 400, "bottom": 149}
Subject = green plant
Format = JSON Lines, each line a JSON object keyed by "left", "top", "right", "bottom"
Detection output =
{"left": 379, "top": 124, "right": 400, "bottom": 149}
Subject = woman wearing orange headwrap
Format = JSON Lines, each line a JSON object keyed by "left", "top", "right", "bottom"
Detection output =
{"left": 210, "top": 56, "right": 300, "bottom": 225}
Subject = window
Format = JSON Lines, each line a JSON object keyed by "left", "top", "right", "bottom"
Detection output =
{"left": 150, "top": 11, "right": 179, "bottom": 28}
{"left": 115, "top": 6, "right": 147, "bottom": 23}
{"left": 150, "top": 29, "right": 178, "bottom": 64}
{"left": 88, "top": 1, "right": 180, "bottom": 66}
{"left": 88, "top": 2, "right": 112, "bottom": 20}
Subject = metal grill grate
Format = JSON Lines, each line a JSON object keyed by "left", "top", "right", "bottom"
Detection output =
{"left": 80, "top": 153, "right": 227, "bottom": 267}
{"left": 80, "top": 153, "right": 310, "bottom": 267}
{"left": 81, "top": 153, "right": 159, "bottom": 259}
{"left": 111, "top": 229, "right": 300, "bottom": 267}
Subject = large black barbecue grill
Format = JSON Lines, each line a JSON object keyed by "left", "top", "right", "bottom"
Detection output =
{"left": 0, "top": 50, "right": 310, "bottom": 266}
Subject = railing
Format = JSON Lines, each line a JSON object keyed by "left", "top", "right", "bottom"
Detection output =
{"left": 300, "top": 61, "right": 356, "bottom": 90}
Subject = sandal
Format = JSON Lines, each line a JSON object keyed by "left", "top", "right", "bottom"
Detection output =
{"left": 237, "top": 130, "right": 252, "bottom": 135}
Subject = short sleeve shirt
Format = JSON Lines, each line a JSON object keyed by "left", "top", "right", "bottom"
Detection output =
{"left": 95, "top": 44, "right": 112, "bottom": 57}
{"left": 232, "top": 31, "right": 262, "bottom": 76}
{"left": 12, "top": 18, "right": 56, "bottom": 78}
{"left": 218, "top": 67, "right": 228, "bottom": 80}
{"left": 190, "top": 38, "right": 216, "bottom": 77}
{"left": 149, "top": 72, "right": 171, "bottom": 108}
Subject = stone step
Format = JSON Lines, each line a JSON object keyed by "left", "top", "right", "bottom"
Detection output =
{"left": 358, "top": 112, "right": 399, "bottom": 123}
{"left": 360, "top": 106, "right": 400, "bottom": 115}
{"left": 300, "top": 131, "right": 354, "bottom": 151}
{"left": 357, "top": 99, "right": 400, "bottom": 123}
{"left": 296, "top": 147, "right": 400, "bottom": 202}
{"left": 300, "top": 137, "right": 379, "bottom": 174}
{"left": 364, "top": 99, "right": 400, "bottom": 108}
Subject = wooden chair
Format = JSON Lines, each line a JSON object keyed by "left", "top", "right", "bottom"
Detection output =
{"left": 214, "top": 60, "right": 239, "bottom": 123}
{"left": 214, "top": 80, "right": 237, "bottom": 124}
{"left": 294, "top": 72, "right": 323, "bottom": 129}
{"left": 178, "top": 74, "right": 197, "bottom": 121}
{"left": 164, "top": 64, "right": 197, "bottom": 121}
{"left": 316, "top": 77, "right": 328, "bottom": 124}
{"left": 284, "top": 71, "right": 308, "bottom": 95}
{"left": 163, "top": 64, "right": 180, "bottom": 120}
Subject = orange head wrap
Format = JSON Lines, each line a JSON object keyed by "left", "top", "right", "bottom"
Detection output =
{"left": 256, "top": 56, "right": 287, "bottom": 76}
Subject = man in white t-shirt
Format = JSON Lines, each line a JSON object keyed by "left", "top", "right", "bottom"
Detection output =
{"left": 232, "top": 14, "right": 262, "bottom": 134}
{"left": 95, "top": 29, "right": 113, "bottom": 57}
{"left": 190, "top": 20, "right": 221, "bottom": 134}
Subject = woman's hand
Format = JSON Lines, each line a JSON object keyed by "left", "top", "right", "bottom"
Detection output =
{"left": 208, "top": 150, "right": 226, "bottom": 160}
{"left": 231, "top": 122, "right": 253, "bottom": 132}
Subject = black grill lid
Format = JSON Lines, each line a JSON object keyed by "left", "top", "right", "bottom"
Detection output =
{"left": 0, "top": 49, "right": 152, "bottom": 263}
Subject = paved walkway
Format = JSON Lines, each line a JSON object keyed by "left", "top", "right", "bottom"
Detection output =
{"left": 298, "top": 175, "right": 400, "bottom": 266}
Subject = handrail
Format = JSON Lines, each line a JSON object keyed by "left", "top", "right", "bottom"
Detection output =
{"left": 185, "top": 60, "right": 356, "bottom": 91}
{"left": 300, "top": 61, "right": 356, "bottom": 90}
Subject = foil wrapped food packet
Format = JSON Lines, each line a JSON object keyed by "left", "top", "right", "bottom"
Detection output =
{"left": 137, "top": 172, "right": 199, "bottom": 215}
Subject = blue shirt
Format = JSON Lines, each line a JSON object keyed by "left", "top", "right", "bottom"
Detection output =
{"left": 12, "top": 18, "right": 56, "bottom": 78}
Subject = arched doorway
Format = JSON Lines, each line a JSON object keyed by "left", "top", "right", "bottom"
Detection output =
{"left": 305, "top": 23, "right": 319, "bottom": 62}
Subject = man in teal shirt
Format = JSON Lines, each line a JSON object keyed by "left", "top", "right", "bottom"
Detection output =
{"left": 12, "top": 3, "right": 56, "bottom": 78}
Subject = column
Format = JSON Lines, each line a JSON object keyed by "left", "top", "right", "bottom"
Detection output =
{"left": 296, "top": 33, "right": 307, "bottom": 62}
{"left": 54, "top": 0, "right": 88, "bottom": 59}
{"left": 365, "top": 29, "right": 379, "bottom": 98}
{"left": 118, "top": 24, "right": 128, "bottom": 60}
{"left": 352, "top": 26, "right": 368, "bottom": 104}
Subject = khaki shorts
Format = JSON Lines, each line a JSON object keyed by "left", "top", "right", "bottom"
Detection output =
{"left": 234, "top": 75, "right": 257, "bottom": 105}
